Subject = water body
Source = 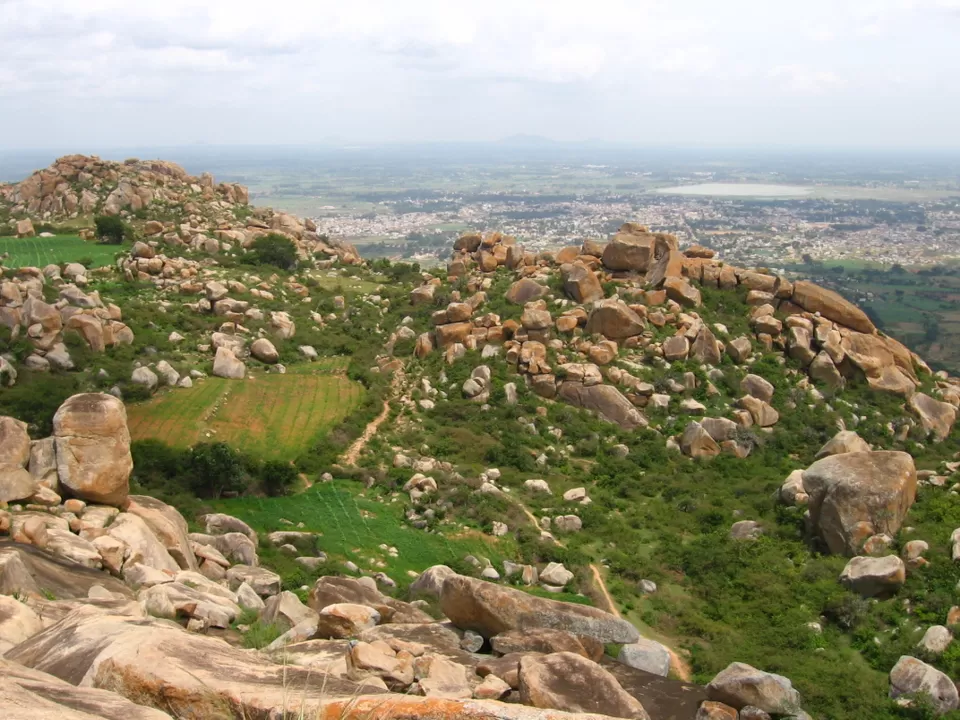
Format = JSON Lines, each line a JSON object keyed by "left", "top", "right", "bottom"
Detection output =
{"left": 653, "top": 183, "right": 813, "bottom": 197}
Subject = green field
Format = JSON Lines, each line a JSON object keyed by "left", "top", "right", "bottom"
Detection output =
{"left": 127, "top": 359, "right": 363, "bottom": 459}
{"left": 0, "top": 234, "right": 127, "bottom": 268}
{"left": 211, "top": 480, "right": 512, "bottom": 580}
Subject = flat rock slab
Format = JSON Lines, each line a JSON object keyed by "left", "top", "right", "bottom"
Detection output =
{"left": 7, "top": 605, "right": 386, "bottom": 718}
{"left": 0, "top": 540, "right": 133, "bottom": 600}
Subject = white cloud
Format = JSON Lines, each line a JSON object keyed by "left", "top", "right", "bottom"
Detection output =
{"left": 0, "top": 0, "right": 957, "bottom": 148}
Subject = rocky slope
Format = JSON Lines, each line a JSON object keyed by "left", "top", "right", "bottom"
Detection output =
{"left": 1, "top": 156, "right": 960, "bottom": 719}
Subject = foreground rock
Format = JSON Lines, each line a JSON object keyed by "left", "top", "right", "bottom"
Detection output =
{"left": 7, "top": 605, "right": 386, "bottom": 717}
{"left": 519, "top": 652, "right": 650, "bottom": 719}
{"left": 840, "top": 556, "right": 906, "bottom": 598}
{"left": 889, "top": 656, "right": 959, "bottom": 715}
{"left": 802, "top": 451, "right": 916, "bottom": 556}
{"left": 0, "top": 657, "right": 170, "bottom": 720}
{"left": 440, "top": 575, "right": 639, "bottom": 644}
{"left": 706, "top": 662, "right": 802, "bottom": 715}
{"left": 53, "top": 393, "right": 133, "bottom": 507}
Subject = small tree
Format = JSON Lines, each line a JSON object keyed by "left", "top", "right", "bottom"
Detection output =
{"left": 187, "top": 442, "right": 245, "bottom": 498}
{"left": 250, "top": 233, "right": 297, "bottom": 269}
{"left": 94, "top": 215, "right": 130, "bottom": 245}
{"left": 260, "top": 460, "right": 297, "bottom": 497}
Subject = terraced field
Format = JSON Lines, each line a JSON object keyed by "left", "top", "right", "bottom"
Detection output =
{"left": 0, "top": 234, "right": 128, "bottom": 268}
{"left": 127, "top": 359, "right": 362, "bottom": 459}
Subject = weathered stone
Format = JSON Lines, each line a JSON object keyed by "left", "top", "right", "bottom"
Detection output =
{"left": 706, "top": 662, "right": 802, "bottom": 715}
{"left": 585, "top": 299, "right": 645, "bottom": 339}
{"left": 53, "top": 394, "right": 132, "bottom": 507}
{"left": 617, "top": 639, "right": 672, "bottom": 677}
{"left": 791, "top": 281, "right": 874, "bottom": 334}
{"left": 814, "top": 430, "right": 870, "bottom": 459}
{"left": 212, "top": 346, "right": 245, "bottom": 379}
{"left": 506, "top": 278, "right": 548, "bottom": 305}
{"left": 909, "top": 392, "right": 957, "bottom": 442}
{"left": 680, "top": 422, "right": 721, "bottom": 459}
{"left": 491, "top": 628, "right": 601, "bottom": 661}
{"left": 561, "top": 263, "right": 604, "bottom": 304}
{"left": 250, "top": 337, "right": 279, "bottom": 364}
{"left": 840, "top": 555, "right": 906, "bottom": 598}
{"left": 439, "top": 575, "right": 639, "bottom": 643}
{"left": 802, "top": 451, "right": 916, "bottom": 555}
{"left": 889, "top": 656, "right": 959, "bottom": 714}
{"left": 556, "top": 382, "right": 647, "bottom": 430}
{"left": 519, "top": 652, "right": 650, "bottom": 719}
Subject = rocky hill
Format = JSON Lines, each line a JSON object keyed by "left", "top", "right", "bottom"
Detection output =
{"left": 0, "top": 156, "right": 959, "bottom": 720}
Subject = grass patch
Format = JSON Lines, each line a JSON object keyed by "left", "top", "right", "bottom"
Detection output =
{"left": 126, "top": 362, "right": 362, "bottom": 460}
{"left": 0, "top": 234, "right": 127, "bottom": 268}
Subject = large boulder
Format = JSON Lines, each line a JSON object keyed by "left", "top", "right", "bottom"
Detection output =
{"left": 492, "top": 628, "right": 602, "bottom": 661}
{"left": 308, "top": 575, "right": 433, "bottom": 624}
{"left": 519, "top": 652, "right": 650, "bottom": 719}
{"left": 0, "top": 416, "right": 36, "bottom": 503}
{"left": 802, "top": 451, "right": 916, "bottom": 556}
{"left": 556, "top": 382, "right": 647, "bottom": 430}
{"left": 53, "top": 393, "right": 132, "bottom": 507}
{"left": 124, "top": 495, "right": 198, "bottom": 571}
{"left": 0, "top": 596, "right": 43, "bottom": 654}
{"left": 561, "top": 263, "right": 604, "bottom": 304}
{"left": 706, "top": 662, "right": 802, "bottom": 715}
{"left": 439, "top": 575, "right": 639, "bottom": 644}
{"left": 839, "top": 555, "right": 906, "bottom": 598}
{"left": 909, "top": 392, "right": 957, "bottom": 441}
{"left": 6, "top": 605, "right": 385, "bottom": 718}
{"left": 506, "top": 278, "right": 548, "bottom": 305}
{"left": 107, "top": 513, "right": 181, "bottom": 575}
{"left": 212, "top": 346, "right": 246, "bottom": 379}
{"left": 889, "top": 656, "right": 959, "bottom": 715}
{"left": 602, "top": 225, "right": 654, "bottom": 272}
{"left": 250, "top": 338, "right": 280, "bottom": 364}
{"left": 409, "top": 564, "right": 458, "bottom": 599}
{"left": 791, "top": 281, "right": 875, "bottom": 334}
{"left": 0, "top": 657, "right": 170, "bottom": 720}
{"left": 617, "top": 640, "right": 672, "bottom": 677}
{"left": 814, "top": 430, "right": 870, "bottom": 459}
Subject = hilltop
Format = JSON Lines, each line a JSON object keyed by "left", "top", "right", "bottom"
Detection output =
{"left": 0, "top": 155, "right": 959, "bottom": 720}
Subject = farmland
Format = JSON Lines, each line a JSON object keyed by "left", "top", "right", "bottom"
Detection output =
{"left": 0, "top": 234, "right": 128, "bottom": 268}
{"left": 127, "top": 359, "right": 363, "bottom": 459}
{"left": 210, "top": 479, "right": 515, "bottom": 582}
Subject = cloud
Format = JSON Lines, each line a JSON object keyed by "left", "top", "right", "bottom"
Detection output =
{"left": 0, "top": 0, "right": 957, "bottom": 148}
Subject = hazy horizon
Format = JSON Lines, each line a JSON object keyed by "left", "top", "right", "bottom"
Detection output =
{"left": 2, "top": 1, "right": 960, "bottom": 152}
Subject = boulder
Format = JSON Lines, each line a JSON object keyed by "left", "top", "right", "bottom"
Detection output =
{"left": 107, "top": 512, "right": 180, "bottom": 574}
{"left": 585, "top": 300, "right": 644, "bottom": 339}
{"left": 262, "top": 590, "right": 318, "bottom": 630}
{"left": 617, "top": 639, "right": 672, "bottom": 677}
{"left": 7, "top": 605, "right": 385, "bottom": 718}
{"left": 124, "top": 494, "right": 198, "bottom": 571}
{"left": 506, "top": 278, "right": 548, "bottom": 305}
{"left": 212, "top": 346, "right": 245, "bottom": 379}
{"left": 0, "top": 595, "right": 43, "bottom": 654}
{"left": 889, "top": 656, "right": 959, "bottom": 715}
{"left": 706, "top": 662, "right": 802, "bottom": 715}
{"left": 791, "top": 281, "right": 874, "bottom": 334}
{"left": 416, "top": 654, "right": 473, "bottom": 699}
{"left": 409, "top": 564, "right": 458, "bottom": 599}
{"left": 814, "top": 431, "right": 870, "bottom": 459}
{"left": 53, "top": 393, "right": 132, "bottom": 507}
{"left": 740, "top": 374, "right": 774, "bottom": 403}
{"left": 130, "top": 367, "right": 158, "bottom": 391}
{"left": 602, "top": 228, "right": 653, "bottom": 271}
{"left": 909, "top": 392, "right": 957, "bottom": 441}
{"left": 519, "top": 652, "right": 650, "bottom": 719}
{"left": 839, "top": 555, "right": 906, "bottom": 598}
{"left": 250, "top": 337, "right": 279, "bottom": 364}
{"left": 561, "top": 263, "right": 604, "bottom": 304}
{"left": 309, "top": 576, "right": 433, "bottom": 624}
{"left": 0, "top": 416, "right": 35, "bottom": 503}
{"left": 316, "top": 603, "right": 381, "bottom": 638}
{"left": 491, "top": 628, "right": 602, "bottom": 661}
{"left": 439, "top": 575, "right": 639, "bottom": 644}
{"left": 802, "top": 451, "right": 916, "bottom": 555}
{"left": 556, "top": 382, "right": 646, "bottom": 430}
{"left": 0, "top": 656, "right": 170, "bottom": 720}
{"left": 663, "top": 277, "right": 701, "bottom": 308}
{"left": 680, "top": 422, "right": 721, "bottom": 459}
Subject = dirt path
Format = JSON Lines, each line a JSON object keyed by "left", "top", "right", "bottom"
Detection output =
{"left": 589, "top": 563, "right": 620, "bottom": 617}
{"left": 341, "top": 397, "right": 392, "bottom": 466}
{"left": 340, "top": 371, "right": 403, "bottom": 466}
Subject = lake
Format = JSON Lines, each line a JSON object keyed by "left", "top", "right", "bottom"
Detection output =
{"left": 653, "top": 183, "right": 813, "bottom": 197}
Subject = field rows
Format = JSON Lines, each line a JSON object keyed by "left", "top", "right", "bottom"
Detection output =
{"left": 0, "top": 235, "right": 126, "bottom": 268}
{"left": 127, "top": 369, "right": 363, "bottom": 459}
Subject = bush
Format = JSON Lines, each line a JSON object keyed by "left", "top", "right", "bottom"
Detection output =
{"left": 250, "top": 233, "right": 297, "bottom": 270}
{"left": 261, "top": 460, "right": 297, "bottom": 497}
{"left": 187, "top": 442, "right": 247, "bottom": 499}
{"left": 94, "top": 215, "right": 131, "bottom": 245}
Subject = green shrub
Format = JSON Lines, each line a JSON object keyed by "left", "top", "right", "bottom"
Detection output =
{"left": 249, "top": 233, "right": 297, "bottom": 270}
{"left": 94, "top": 215, "right": 131, "bottom": 245}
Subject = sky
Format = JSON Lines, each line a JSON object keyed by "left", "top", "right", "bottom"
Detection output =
{"left": 1, "top": 0, "right": 959, "bottom": 150}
